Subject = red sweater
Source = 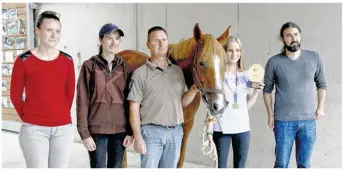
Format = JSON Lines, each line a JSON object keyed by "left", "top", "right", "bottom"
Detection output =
{"left": 10, "top": 50, "right": 75, "bottom": 126}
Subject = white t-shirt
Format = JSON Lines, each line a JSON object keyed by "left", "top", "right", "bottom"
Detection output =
{"left": 213, "top": 71, "right": 253, "bottom": 134}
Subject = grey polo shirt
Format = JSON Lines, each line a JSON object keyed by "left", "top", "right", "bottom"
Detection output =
{"left": 127, "top": 59, "right": 188, "bottom": 126}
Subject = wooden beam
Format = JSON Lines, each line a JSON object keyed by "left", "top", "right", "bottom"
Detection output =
{"left": 2, "top": 113, "right": 22, "bottom": 122}
{"left": 2, "top": 108, "right": 17, "bottom": 115}
{"left": 2, "top": 3, "right": 26, "bottom": 9}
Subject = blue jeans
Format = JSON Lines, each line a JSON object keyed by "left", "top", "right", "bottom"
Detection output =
{"left": 213, "top": 131, "right": 250, "bottom": 168}
{"left": 274, "top": 120, "right": 316, "bottom": 168}
{"left": 88, "top": 132, "right": 127, "bottom": 168}
{"left": 140, "top": 124, "right": 183, "bottom": 168}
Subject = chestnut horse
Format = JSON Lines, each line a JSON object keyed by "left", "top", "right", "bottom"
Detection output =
{"left": 118, "top": 23, "right": 231, "bottom": 168}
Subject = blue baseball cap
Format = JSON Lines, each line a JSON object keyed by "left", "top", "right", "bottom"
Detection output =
{"left": 99, "top": 23, "right": 124, "bottom": 38}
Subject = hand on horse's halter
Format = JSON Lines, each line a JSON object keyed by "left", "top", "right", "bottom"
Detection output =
{"left": 189, "top": 84, "right": 199, "bottom": 93}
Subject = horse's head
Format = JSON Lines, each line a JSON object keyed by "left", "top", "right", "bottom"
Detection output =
{"left": 192, "top": 23, "right": 231, "bottom": 115}
{"left": 169, "top": 23, "right": 231, "bottom": 115}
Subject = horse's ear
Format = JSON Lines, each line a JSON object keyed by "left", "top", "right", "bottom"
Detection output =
{"left": 193, "top": 23, "right": 203, "bottom": 43}
{"left": 217, "top": 25, "right": 231, "bottom": 44}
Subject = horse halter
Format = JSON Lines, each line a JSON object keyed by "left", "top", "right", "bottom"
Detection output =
{"left": 192, "top": 41, "right": 228, "bottom": 114}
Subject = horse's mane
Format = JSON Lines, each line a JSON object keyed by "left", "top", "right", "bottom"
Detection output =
{"left": 168, "top": 37, "right": 196, "bottom": 61}
{"left": 169, "top": 34, "right": 226, "bottom": 70}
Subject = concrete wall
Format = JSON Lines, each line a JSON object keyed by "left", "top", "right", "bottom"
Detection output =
{"left": 35, "top": 3, "right": 341, "bottom": 168}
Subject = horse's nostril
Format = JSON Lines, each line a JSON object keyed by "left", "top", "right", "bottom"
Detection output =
{"left": 213, "top": 103, "right": 219, "bottom": 111}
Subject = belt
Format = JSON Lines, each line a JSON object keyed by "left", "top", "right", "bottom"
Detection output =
{"left": 148, "top": 123, "right": 181, "bottom": 128}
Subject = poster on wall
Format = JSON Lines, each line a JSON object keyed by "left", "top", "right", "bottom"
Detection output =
{"left": 2, "top": 64, "right": 9, "bottom": 76}
{"left": 16, "top": 37, "right": 25, "bottom": 49}
{"left": 8, "top": 98, "right": 14, "bottom": 108}
{"left": 7, "top": 20, "right": 17, "bottom": 35}
{"left": 2, "top": 19, "right": 7, "bottom": 35}
{"left": 2, "top": 80, "right": 8, "bottom": 91}
{"left": 7, "top": 64, "right": 13, "bottom": 76}
{"left": 2, "top": 96, "right": 9, "bottom": 108}
{"left": 8, "top": 9, "right": 18, "bottom": 20}
{"left": 2, "top": 64, "right": 14, "bottom": 76}
{"left": 3, "top": 36, "right": 15, "bottom": 49}
{"left": 2, "top": 9, "right": 8, "bottom": 20}
{"left": 17, "top": 19, "right": 25, "bottom": 35}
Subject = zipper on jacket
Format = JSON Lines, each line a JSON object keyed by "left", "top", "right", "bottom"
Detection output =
{"left": 108, "top": 63, "right": 112, "bottom": 76}
{"left": 106, "top": 63, "right": 115, "bottom": 127}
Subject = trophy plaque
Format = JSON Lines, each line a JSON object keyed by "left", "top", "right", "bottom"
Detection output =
{"left": 247, "top": 64, "right": 264, "bottom": 88}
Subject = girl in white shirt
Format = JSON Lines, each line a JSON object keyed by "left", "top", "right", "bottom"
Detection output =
{"left": 207, "top": 36, "right": 264, "bottom": 168}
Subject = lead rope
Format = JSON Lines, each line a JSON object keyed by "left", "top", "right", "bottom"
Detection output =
{"left": 201, "top": 110, "right": 218, "bottom": 168}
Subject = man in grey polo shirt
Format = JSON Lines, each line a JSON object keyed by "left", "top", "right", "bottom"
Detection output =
{"left": 127, "top": 26, "right": 198, "bottom": 168}
{"left": 263, "top": 22, "right": 327, "bottom": 168}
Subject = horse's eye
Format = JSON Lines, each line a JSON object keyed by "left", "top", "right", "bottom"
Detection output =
{"left": 199, "top": 61, "right": 205, "bottom": 67}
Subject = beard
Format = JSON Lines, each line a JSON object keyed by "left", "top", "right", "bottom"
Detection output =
{"left": 284, "top": 41, "right": 301, "bottom": 52}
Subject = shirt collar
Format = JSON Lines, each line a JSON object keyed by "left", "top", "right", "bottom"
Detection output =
{"left": 98, "top": 54, "right": 117, "bottom": 65}
{"left": 145, "top": 58, "right": 172, "bottom": 70}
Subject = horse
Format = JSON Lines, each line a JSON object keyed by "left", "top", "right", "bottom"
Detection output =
{"left": 117, "top": 23, "right": 231, "bottom": 168}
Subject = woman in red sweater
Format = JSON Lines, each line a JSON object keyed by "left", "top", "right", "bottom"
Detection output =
{"left": 10, "top": 11, "right": 75, "bottom": 168}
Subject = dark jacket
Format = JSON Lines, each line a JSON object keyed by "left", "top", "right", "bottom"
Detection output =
{"left": 77, "top": 54, "right": 132, "bottom": 140}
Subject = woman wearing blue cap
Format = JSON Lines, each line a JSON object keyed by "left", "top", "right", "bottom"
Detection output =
{"left": 76, "top": 23, "right": 133, "bottom": 168}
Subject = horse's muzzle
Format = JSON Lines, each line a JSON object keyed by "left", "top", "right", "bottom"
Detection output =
{"left": 209, "top": 100, "right": 229, "bottom": 116}
{"left": 202, "top": 93, "right": 229, "bottom": 116}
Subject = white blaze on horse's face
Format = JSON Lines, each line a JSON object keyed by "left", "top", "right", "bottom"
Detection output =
{"left": 212, "top": 54, "right": 226, "bottom": 112}
{"left": 201, "top": 53, "right": 227, "bottom": 115}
